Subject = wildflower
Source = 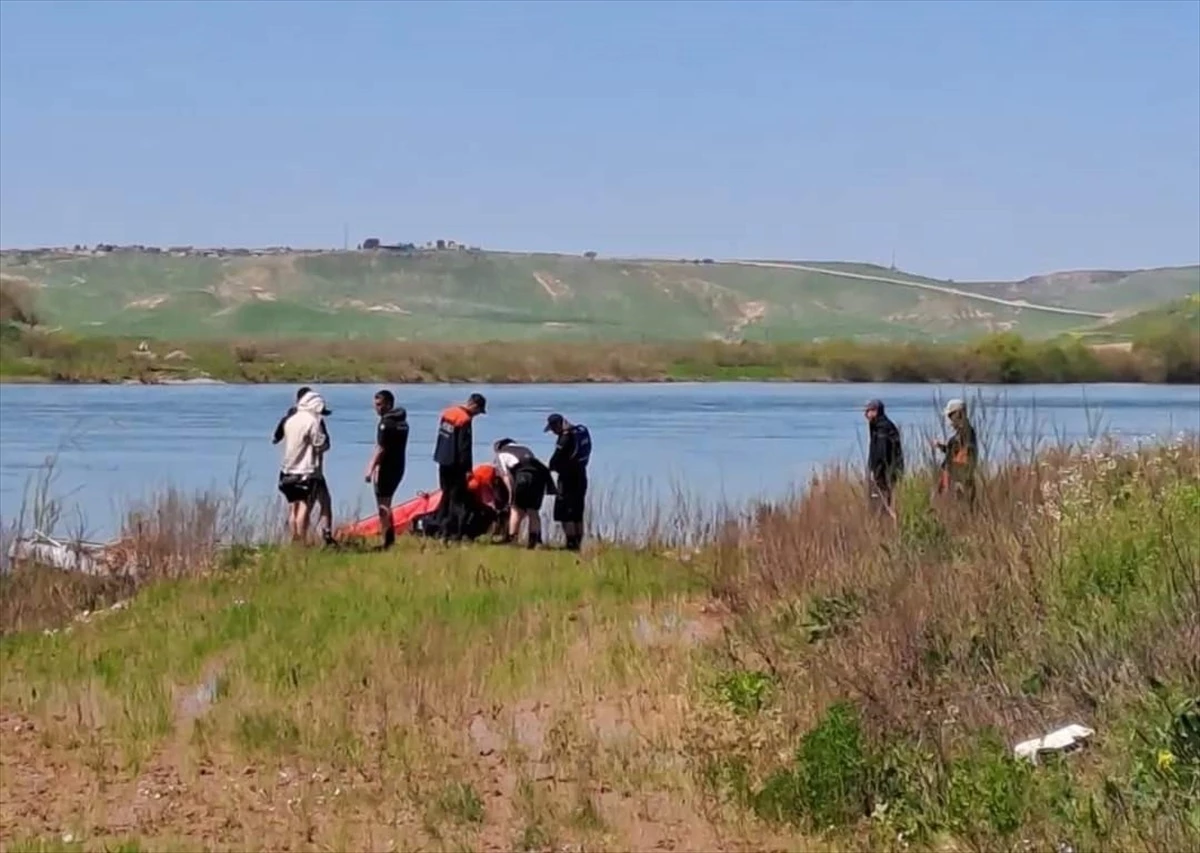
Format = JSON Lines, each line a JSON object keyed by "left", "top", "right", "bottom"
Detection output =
{"left": 1157, "top": 749, "right": 1176, "bottom": 771}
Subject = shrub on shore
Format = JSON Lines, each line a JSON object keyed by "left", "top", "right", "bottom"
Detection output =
{"left": 1, "top": 327, "right": 1197, "bottom": 383}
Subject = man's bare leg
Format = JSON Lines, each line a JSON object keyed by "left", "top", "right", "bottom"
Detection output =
{"left": 293, "top": 502, "right": 311, "bottom": 544}
{"left": 506, "top": 507, "right": 522, "bottom": 544}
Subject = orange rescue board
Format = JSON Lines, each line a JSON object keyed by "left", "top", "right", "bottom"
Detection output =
{"left": 336, "top": 491, "right": 442, "bottom": 539}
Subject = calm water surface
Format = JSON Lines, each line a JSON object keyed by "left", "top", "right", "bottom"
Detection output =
{"left": 0, "top": 382, "right": 1196, "bottom": 537}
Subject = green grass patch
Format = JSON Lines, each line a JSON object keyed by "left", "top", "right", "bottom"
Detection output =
{"left": 1, "top": 541, "right": 703, "bottom": 767}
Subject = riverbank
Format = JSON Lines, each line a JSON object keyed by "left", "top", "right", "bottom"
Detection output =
{"left": 1, "top": 328, "right": 1197, "bottom": 385}
{"left": 1, "top": 437, "right": 1197, "bottom": 851}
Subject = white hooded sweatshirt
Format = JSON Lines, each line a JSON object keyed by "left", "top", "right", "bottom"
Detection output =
{"left": 279, "top": 391, "right": 329, "bottom": 477}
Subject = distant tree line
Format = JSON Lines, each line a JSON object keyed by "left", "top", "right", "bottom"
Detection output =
{"left": 359, "top": 237, "right": 476, "bottom": 252}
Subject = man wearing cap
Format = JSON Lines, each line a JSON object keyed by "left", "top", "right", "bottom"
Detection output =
{"left": 545, "top": 413, "right": 592, "bottom": 551}
{"left": 864, "top": 399, "right": 904, "bottom": 518}
{"left": 277, "top": 388, "right": 335, "bottom": 545}
{"left": 431, "top": 392, "right": 487, "bottom": 541}
{"left": 933, "top": 398, "right": 979, "bottom": 506}
{"left": 273, "top": 386, "right": 332, "bottom": 449}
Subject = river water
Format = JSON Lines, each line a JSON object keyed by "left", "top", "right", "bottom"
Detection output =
{"left": 0, "top": 382, "right": 1196, "bottom": 539}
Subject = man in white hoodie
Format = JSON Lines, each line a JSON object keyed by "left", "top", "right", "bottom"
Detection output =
{"left": 277, "top": 389, "right": 334, "bottom": 544}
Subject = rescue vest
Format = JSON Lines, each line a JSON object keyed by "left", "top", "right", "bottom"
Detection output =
{"left": 568, "top": 424, "right": 592, "bottom": 466}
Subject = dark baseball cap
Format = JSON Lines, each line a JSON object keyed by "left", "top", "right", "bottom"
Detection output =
{"left": 544, "top": 413, "right": 565, "bottom": 432}
{"left": 467, "top": 392, "right": 487, "bottom": 413}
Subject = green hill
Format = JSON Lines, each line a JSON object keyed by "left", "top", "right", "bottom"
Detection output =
{"left": 1076, "top": 293, "right": 1200, "bottom": 343}
{"left": 970, "top": 267, "right": 1200, "bottom": 314}
{"left": 1, "top": 248, "right": 1196, "bottom": 343}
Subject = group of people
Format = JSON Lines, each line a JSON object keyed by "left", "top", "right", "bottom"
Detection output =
{"left": 863, "top": 396, "right": 979, "bottom": 517}
{"left": 271, "top": 385, "right": 973, "bottom": 549}
{"left": 273, "top": 386, "right": 592, "bottom": 551}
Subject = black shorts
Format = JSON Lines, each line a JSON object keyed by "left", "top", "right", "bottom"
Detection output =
{"left": 511, "top": 469, "right": 546, "bottom": 512}
{"left": 279, "top": 472, "right": 325, "bottom": 505}
{"left": 553, "top": 478, "right": 587, "bottom": 524}
{"left": 374, "top": 467, "right": 404, "bottom": 503}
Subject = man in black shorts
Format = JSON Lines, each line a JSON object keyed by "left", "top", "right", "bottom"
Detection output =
{"left": 493, "top": 438, "right": 555, "bottom": 548}
{"left": 545, "top": 413, "right": 592, "bottom": 551}
{"left": 364, "top": 389, "right": 409, "bottom": 549}
{"left": 277, "top": 388, "right": 333, "bottom": 545}
{"left": 275, "top": 385, "right": 335, "bottom": 545}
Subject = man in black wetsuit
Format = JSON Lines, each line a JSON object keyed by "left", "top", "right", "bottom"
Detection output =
{"left": 545, "top": 413, "right": 592, "bottom": 551}
{"left": 364, "top": 389, "right": 409, "bottom": 549}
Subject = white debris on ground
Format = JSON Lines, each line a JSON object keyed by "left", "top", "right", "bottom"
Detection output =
{"left": 5, "top": 531, "right": 141, "bottom": 577}
{"left": 72, "top": 599, "right": 129, "bottom": 625}
{"left": 1013, "top": 723, "right": 1095, "bottom": 764}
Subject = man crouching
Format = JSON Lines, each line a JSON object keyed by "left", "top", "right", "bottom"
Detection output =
{"left": 493, "top": 438, "right": 556, "bottom": 548}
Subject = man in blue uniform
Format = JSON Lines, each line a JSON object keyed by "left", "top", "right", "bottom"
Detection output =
{"left": 545, "top": 413, "right": 592, "bottom": 551}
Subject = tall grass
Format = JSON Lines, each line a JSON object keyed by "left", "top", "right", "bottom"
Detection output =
{"left": 692, "top": 433, "right": 1200, "bottom": 850}
{"left": 0, "top": 450, "right": 271, "bottom": 634}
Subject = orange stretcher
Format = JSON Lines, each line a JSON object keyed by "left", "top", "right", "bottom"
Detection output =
{"left": 336, "top": 491, "right": 442, "bottom": 539}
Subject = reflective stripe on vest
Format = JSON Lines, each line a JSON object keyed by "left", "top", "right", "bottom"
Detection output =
{"left": 570, "top": 425, "right": 592, "bottom": 466}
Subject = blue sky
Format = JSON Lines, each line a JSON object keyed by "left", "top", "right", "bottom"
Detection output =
{"left": 0, "top": 0, "right": 1197, "bottom": 280}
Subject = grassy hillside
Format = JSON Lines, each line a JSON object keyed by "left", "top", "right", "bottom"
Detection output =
{"left": 3, "top": 248, "right": 1195, "bottom": 343}
{"left": 1078, "top": 294, "right": 1200, "bottom": 343}
{"left": 971, "top": 266, "right": 1200, "bottom": 313}
{"left": 1, "top": 439, "right": 1197, "bottom": 851}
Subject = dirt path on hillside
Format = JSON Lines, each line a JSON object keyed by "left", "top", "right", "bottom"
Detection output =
{"left": 721, "top": 260, "right": 1112, "bottom": 320}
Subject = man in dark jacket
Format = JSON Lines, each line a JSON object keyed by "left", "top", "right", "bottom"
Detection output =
{"left": 864, "top": 399, "right": 904, "bottom": 517}
{"left": 545, "top": 413, "right": 592, "bottom": 551}
{"left": 430, "top": 392, "right": 486, "bottom": 541}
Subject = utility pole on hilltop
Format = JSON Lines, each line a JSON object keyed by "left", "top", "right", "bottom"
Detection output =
{"left": 343, "top": 223, "right": 349, "bottom": 251}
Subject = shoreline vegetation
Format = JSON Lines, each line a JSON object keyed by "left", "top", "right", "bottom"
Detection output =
{"left": 0, "top": 326, "right": 1197, "bottom": 385}
{"left": 1, "top": 431, "right": 1198, "bottom": 850}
